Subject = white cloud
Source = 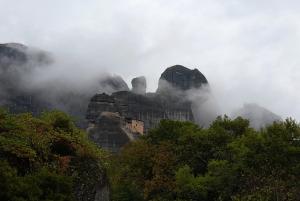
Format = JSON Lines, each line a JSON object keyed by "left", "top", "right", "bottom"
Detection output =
{"left": 0, "top": 0, "right": 299, "bottom": 120}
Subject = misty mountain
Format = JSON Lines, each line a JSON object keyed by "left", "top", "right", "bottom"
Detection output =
{"left": 0, "top": 43, "right": 129, "bottom": 127}
{"left": 0, "top": 43, "right": 284, "bottom": 130}
{"left": 232, "top": 103, "right": 282, "bottom": 129}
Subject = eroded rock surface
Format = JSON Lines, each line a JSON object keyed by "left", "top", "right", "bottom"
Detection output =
{"left": 86, "top": 65, "right": 209, "bottom": 152}
{"left": 86, "top": 90, "right": 194, "bottom": 135}
{"left": 99, "top": 75, "right": 129, "bottom": 94}
{"left": 88, "top": 112, "right": 130, "bottom": 152}
{"left": 0, "top": 43, "right": 53, "bottom": 114}
{"left": 0, "top": 43, "right": 129, "bottom": 129}
{"left": 157, "top": 65, "right": 208, "bottom": 92}
{"left": 131, "top": 76, "right": 146, "bottom": 95}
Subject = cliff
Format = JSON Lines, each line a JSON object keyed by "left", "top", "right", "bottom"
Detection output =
{"left": 0, "top": 44, "right": 210, "bottom": 152}
{"left": 0, "top": 43, "right": 129, "bottom": 128}
{"left": 86, "top": 65, "right": 209, "bottom": 152}
{"left": 157, "top": 65, "right": 208, "bottom": 91}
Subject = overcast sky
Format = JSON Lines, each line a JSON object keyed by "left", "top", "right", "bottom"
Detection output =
{"left": 0, "top": 0, "right": 300, "bottom": 120}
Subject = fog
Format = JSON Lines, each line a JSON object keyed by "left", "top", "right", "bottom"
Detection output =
{"left": 0, "top": 0, "right": 299, "bottom": 121}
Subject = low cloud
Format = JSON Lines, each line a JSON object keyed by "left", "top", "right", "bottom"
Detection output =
{"left": 0, "top": 0, "right": 299, "bottom": 120}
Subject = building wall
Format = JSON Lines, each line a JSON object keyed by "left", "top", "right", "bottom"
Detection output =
{"left": 126, "top": 120, "right": 144, "bottom": 135}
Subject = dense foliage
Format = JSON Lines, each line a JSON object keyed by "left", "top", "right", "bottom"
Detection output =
{"left": 2, "top": 108, "right": 300, "bottom": 201}
{"left": 110, "top": 117, "right": 300, "bottom": 201}
{"left": 0, "top": 109, "right": 107, "bottom": 201}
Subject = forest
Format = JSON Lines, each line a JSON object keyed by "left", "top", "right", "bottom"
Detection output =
{"left": 0, "top": 109, "right": 299, "bottom": 201}
{"left": 110, "top": 117, "right": 300, "bottom": 201}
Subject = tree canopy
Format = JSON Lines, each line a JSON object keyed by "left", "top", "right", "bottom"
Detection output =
{"left": 1, "top": 108, "right": 299, "bottom": 201}
{"left": 0, "top": 109, "right": 107, "bottom": 201}
{"left": 110, "top": 117, "right": 300, "bottom": 201}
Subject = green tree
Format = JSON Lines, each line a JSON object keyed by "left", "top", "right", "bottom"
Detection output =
{"left": 111, "top": 117, "right": 300, "bottom": 201}
{"left": 0, "top": 109, "right": 108, "bottom": 201}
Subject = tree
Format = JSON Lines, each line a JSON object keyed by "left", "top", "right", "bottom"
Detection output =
{"left": 0, "top": 109, "right": 108, "bottom": 201}
{"left": 111, "top": 117, "right": 300, "bottom": 201}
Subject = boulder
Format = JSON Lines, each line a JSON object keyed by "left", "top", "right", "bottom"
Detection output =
{"left": 131, "top": 76, "right": 146, "bottom": 95}
{"left": 99, "top": 75, "right": 129, "bottom": 94}
{"left": 157, "top": 65, "right": 208, "bottom": 92}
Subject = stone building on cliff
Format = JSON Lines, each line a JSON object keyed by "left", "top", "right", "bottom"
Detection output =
{"left": 86, "top": 65, "right": 209, "bottom": 152}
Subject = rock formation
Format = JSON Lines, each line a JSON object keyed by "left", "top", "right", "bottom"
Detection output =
{"left": 131, "top": 76, "right": 146, "bottom": 95}
{"left": 0, "top": 43, "right": 53, "bottom": 114}
{"left": 99, "top": 75, "right": 129, "bottom": 94}
{"left": 0, "top": 43, "right": 129, "bottom": 128}
{"left": 157, "top": 65, "right": 208, "bottom": 92}
{"left": 86, "top": 65, "right": 209, "bottom": 152}
{"left": 0, "top": 44, "right": 210, "bottom": 152}
{"left": 88, "top": 112, "right": 143, "bottom": 152}
{"left": 0, "top": 43, "right": 27, "bottom": 66}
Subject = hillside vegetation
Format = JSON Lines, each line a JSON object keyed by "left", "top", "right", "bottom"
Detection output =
{"left": 110, "top": 117, "right": 300, "bottom": 201}
{"left": 0, "top": 109, "right": 108, "bottom": 201}
{"left": 1, "top": 108, "right": 299, "bottom": 201}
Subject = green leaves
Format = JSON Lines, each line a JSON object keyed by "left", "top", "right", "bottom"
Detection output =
{"left": 111, "top": 116, "right": 300, "bottom": 201}
{"left": 0, "top": 161, "right": 74, "bottom": 201}
{"left": 40, "top": 110, "right": 76, "bottom": 133}
{"left": 0, "top": 109, "right": 107, "bottom": 201}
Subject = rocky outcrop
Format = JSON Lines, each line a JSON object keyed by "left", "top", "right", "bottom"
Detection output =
{"left": 88, "top": 111, "right": 145, "bottom": 152}
{"left": 0, "top": 43, "right": 52, "bottom": 69}
{"left": 99, "top": 75, "right": 129, "bottom": 94}
{"left": 86, "top": 65, "right": 209, "bottom": 152}
{"left": 131, "top": 76, "right": 146, "bottom": 95}
{"left": 157, "top": 65, "right": 208, "bottom": 92}
{"left": 0, "top": 43, "right": 28, "bottom": 66}
{"left": 86, "top": 90, "right": 194, "bottom": 135}
{"left": 0, "top": 43, "right": 129, "bottom": 128}
{"left": 0, "top": 46, "right": 209, "bottom": 153}
{"left": 0, "top": 43, "right": 53, "bottom": 114}
{"left": 88, "top": 112, "right": 131, "bottom": 152}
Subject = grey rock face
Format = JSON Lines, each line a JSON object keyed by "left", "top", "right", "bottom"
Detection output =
{"left": 86, "top": 91, "right": 194, "bottom": 136}
{"left": 0, "top": 43, "right": 129, "bottom": 129}
{"left": 88, "top": 112, "right": 131, "bottom": 153}
{"left": 0, "top": 43, "right": 53, "bottom": 114}
{"left": 0, "top": 43, "right": 52, "bottom": 69}
{"left": 86, "top": 65, "right": 210, "bottom": 152}
{"left": 0, "top": 43, "right": 28, "bottom": 67}
{"left": 99, "top": 75, "right": 129, "bottom": 94}
{"left": 131, "top": 76, "right": 146, "bottom": 95}
{"left": 0, "top": 43, "right": 110, "bottom": 201}
{"left": 157, "top": 65, "right": 208, "bottom": 92}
